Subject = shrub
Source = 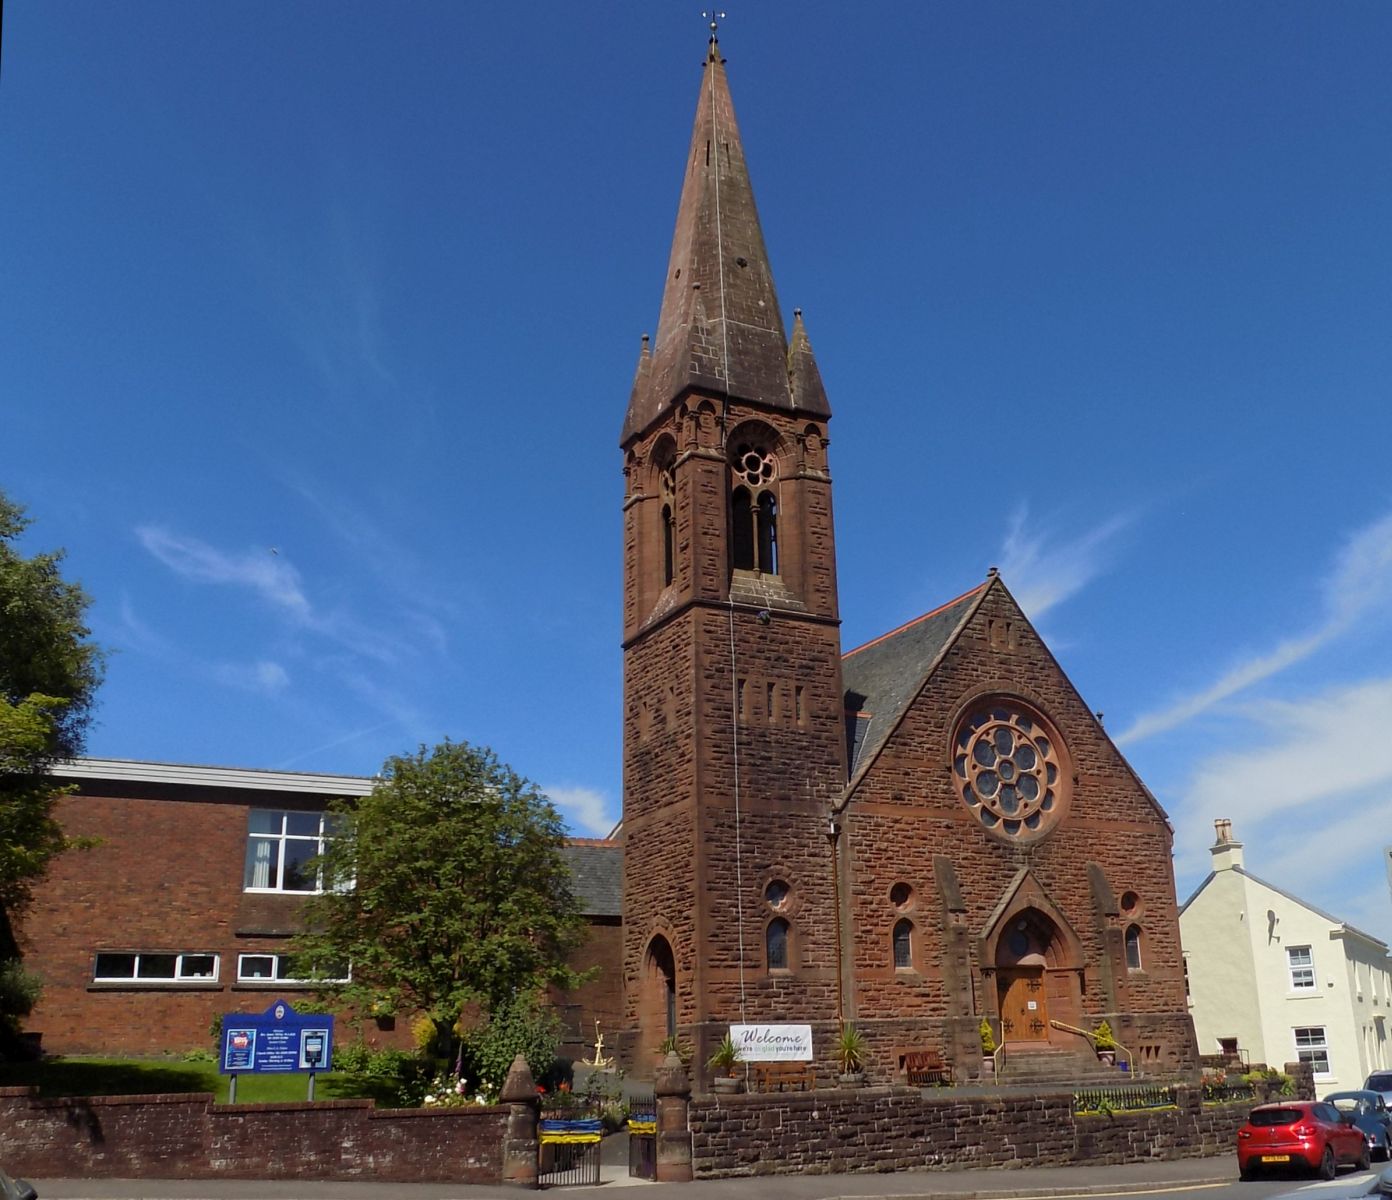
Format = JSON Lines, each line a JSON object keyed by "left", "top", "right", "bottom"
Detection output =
{"left": 460, "top": 994, "right": 560, "bottom": 1095}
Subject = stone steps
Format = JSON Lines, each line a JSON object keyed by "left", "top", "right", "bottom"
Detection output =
{"left": 992, "top": 1045, "right": 1139, "bottom": 1087}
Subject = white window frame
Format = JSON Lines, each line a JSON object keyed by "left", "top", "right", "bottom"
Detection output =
{"left": 1294, "top": 1025, "right": 1332, "bottom": 1076}
{"left": 93, "top": 951, "right": 220, "bottom": 983}
{"left": 237, "top": 952, "right": 350, "bottom": 985}
{"left": 243, "top": 810, "right": 339, "bottom": 894}
{"left": 1287, "top": 945, "right": 1316, "bottom": 992}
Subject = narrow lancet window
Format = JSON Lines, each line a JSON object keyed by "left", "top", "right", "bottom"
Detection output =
{"left": 766, "top": 917, "right": 789, "bottom": 971}
{"left": 893, "top": 919, "right": 913, "bottom": 969}
{"left": 756, "top": 492, "right": 777, "bottom": 573}
{"left": 662, "top": 503, "right": 675, "bottom": 586}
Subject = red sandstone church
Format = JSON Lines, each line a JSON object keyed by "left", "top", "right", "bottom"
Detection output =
{"left": 615, "top": 33, "right": 1197, "bottom": 1084}
{"left": 20, "top": 33, "right": 1197, "bottom": 1085}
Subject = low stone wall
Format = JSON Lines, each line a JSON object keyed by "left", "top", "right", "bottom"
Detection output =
{"left": 689, "top": 1084, "right": 1251, "bottom": 1178}
{"left": 0, "top": 1087, "right": 506, "bottom": 1184}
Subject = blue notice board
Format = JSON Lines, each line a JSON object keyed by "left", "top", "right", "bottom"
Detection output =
{"left": 220, "top": 998, "right": 334, "bottom": 1074}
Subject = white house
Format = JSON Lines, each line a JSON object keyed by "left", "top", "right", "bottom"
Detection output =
{"left": 1181, "top": 820, "right": 1392, "bottom": 1092}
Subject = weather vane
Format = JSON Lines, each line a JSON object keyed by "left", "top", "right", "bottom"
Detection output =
{"left": 703, "top": 10, "right": 726, "bottom": 43}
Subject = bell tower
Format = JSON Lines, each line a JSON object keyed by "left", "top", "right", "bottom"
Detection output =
{"left": 620, "top": 28, "right": 847, "bottom": 1071}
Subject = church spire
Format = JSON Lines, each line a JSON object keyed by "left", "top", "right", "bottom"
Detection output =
{"left": 621, "top": 35, "right": 830, "bottom": 444}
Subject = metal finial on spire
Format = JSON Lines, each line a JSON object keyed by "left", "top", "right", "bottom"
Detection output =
{"left": 703, "top": 9, "right": 726, "bottom": 45}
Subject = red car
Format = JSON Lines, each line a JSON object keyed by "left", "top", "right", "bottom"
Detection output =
{"left": 1238, "top": 1100, "right": 1371, "bottom": 1180}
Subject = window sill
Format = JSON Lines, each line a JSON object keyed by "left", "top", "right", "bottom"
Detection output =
{"left": 242, "top": 889, "right": 321, "bottom": 897}
{"left": 231, "top": 981, "right": 325, "bottom": 991}
{"left": 88, "top": 981, "right": 223, "bottom": 992}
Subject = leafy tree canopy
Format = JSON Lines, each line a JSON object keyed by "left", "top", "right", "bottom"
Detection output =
{"left": 296, "top": 739, "right": 589, "bottom": 1054}
{"left": 0, "top": 490, "right": 104, "bottom": 922}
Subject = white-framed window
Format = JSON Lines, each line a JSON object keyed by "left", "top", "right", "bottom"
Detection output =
{"left": 93, "top": 952, "right": 219, "bottom": 982}
{"left": 237, "top": 953, "right": 350, "bottom": 984}
{"left": 1294, "top": 1026, "right": 1331, "bottom": 1075}
{"left": 1287, "top": 945, "right": 1316, "bottom": 991}
{"left": 243, "top": 810, "right": 340, "bottom": 893}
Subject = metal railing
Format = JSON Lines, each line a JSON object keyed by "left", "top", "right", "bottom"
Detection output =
{"left": 538, "top": 1103, "right": 603, "bottom": 1187}
{"left": 627, "top": 1090, "right": 657, "bottom": 1182}
{"left": 1050, "top": 1019, "right": 1134, "bottom": 1075}
{"left": 1073, "top": 1084, "right": 1175, "bottom": 1113}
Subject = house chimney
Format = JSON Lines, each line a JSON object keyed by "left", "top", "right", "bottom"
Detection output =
{"left": 1211, "top": 819, "right": 1243, "bottom": 871}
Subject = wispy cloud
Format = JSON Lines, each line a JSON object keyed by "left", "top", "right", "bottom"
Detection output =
{"left": 1119, "top": 510, "right": 1392, "bottom": 746}
{"left": 241, "top": 203, "right": 397, "bottom": 394}
{"left": 1170, "top": 676, "right": 1392, "bottom": 935}
{"left": 212, "top": 660, "right": 291, "bottom": 695}
{"left": 544, "top": 784, "right": 618, "bottom": 838}
{"left": 136, "top": 525, "right": 411, "bottom": 666}
{"left": 136, "top": 527, "right": 310, "bottom": 616}
{"left": 997, "top": 503, "right": 1133, "bottom": 620}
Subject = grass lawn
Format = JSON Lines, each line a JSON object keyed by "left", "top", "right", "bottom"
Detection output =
{"left": 0, "top": 1057, "right": 403, "bottom": 1106}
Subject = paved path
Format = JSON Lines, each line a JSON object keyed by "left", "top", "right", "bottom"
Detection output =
{"left": 29, "top": 1153, "right": 1248, "bottom": 1200}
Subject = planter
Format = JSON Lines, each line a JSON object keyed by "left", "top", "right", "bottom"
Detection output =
{"left": 711, "top": 1075, "right": 742, "bottom": 1094}
{"left": 982, "top": 1056, "right": 995, "bottom": 1077}
{"left": 1097, "top": 1050, "right": 1116, "bottom": 1067}
{"left": 837, "top": 1071, "right": 866, "bottom": 1088}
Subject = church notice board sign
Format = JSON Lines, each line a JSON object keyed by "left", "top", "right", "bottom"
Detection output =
{"left": 730, "top": 1023, "right": 813, "bottom": 1062}
{"left": 220, "top": 998, "right": 334, "bottom": 1074}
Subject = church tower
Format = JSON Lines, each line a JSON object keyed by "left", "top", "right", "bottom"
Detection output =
{"left": 620, "top": 29, "right": 847, "bottom": 1070}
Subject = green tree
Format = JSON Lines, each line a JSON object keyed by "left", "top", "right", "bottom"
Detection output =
{"left": 296, "top": 739, "right": 588, "bottom": 1062}
{"left": 0, "top": 490, "right": 104, "bottom": 1045}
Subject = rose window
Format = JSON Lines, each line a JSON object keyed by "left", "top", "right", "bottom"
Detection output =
{"left": 732, "top": 443, "right": 776, "bottom": 487}
{"left": 953, "top": 706, "right": 1062, "bottom": 837}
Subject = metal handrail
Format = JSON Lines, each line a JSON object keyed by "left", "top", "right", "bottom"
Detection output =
{"left": 1049, "top": 1019, "right": 1134, "bottom": 1075}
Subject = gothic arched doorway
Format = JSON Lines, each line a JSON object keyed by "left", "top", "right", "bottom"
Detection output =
{"left": 638, "top": 935, "right": 677, "bottom": 1061}
{"left": 995, "top": 909, "right": 1060, "bottom": 1043}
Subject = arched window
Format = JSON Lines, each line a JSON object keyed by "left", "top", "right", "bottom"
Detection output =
{"left": 893, "top": 919, "right": 913, "bottom": 970}
{"left": 756, "top": 492, "right": 778, "bottom": 574}
{"left": 661, "top": 504, "right": 674, "bottom": 586}
{"left": 1125, "top": 924, "right": 1143, "bottom": 970}
{"left": 766, "top": 917, "right": 790, "bottom": 971}
{"left": 730, "top": 439, "right": 778, "bottom": 574}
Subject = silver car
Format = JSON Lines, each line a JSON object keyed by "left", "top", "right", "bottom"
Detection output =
{"left": 0, "top": 1167, "right": 35, "bottom": 1200}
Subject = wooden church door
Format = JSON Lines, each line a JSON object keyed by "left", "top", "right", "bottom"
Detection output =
{"left": 998, "top": 967, "right": 1049, "bottom": 1041}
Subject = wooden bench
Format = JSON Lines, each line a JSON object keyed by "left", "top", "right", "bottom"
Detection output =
{"left": 903, "top": 1050, "right": 953, "bottom": 1087}
{"left": 753, "top": 1062, "right": 816, "bottom": 1092}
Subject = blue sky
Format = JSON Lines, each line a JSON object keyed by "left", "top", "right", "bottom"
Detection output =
{"left": 4, "top": 3, "right": 1392, "bottom": 936}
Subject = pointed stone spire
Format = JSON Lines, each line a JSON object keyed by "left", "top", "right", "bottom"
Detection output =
{"left": 788, "top": 308, "right": 831, "bottom": 419}
{"left": 623, "top": 39, "right": 820, "bottom": 443}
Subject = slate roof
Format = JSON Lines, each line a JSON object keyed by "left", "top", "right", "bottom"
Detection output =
{"left": 1181, "top": 866, "right": 1388, "bottom": 949}
{"left": 841, "top": 584, "right": 986, "bottom": 779}
{"left": 563, "top": 840, "right": 622, "bottom": 918}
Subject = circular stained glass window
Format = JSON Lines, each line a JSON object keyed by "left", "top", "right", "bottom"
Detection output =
{"left": 953, "top": 704, "right": 1064, "bottom": 838}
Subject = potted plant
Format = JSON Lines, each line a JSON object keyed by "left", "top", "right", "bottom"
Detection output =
{"left": 979, "top": 1017, "right": 997, "bottom": 1076}
{"left": 707, "top": 1032, "right": 743, "bottom": 1094}
{"left": 1092, "top": 1019, "right": 1117, "bottom": 1066}
{"left": 835, "top": 1023, "right": 867, "bottom": 1087}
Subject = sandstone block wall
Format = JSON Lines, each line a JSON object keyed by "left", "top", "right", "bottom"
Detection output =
{"left": 689, "top": 1085, "right": 1249, "bottom": 1178}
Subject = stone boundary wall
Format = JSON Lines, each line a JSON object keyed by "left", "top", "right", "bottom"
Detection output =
{"left": 0, "top": 1087, "right": 506, "bottom": 1184}
{"left": 690, "top": 1085, "right": 1252, "bottom": 1178}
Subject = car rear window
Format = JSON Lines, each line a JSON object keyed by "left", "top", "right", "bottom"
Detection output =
{"left": 1369, "top": 1075, "right": 1392, "bottom": 1091}
{"left": 1250, "top": 1108, "right": 1304, "bottom": 1127}
{"left": 1330, "top": 1097, "right": 1361, "bottom": 1113}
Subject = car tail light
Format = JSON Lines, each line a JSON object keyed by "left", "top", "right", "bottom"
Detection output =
{"left": 1238, "top": 1130, "right": 1251, "bottom": 1140}
{"left": 1292, "top": 1124, "right": 1316, "bottom": 1139}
